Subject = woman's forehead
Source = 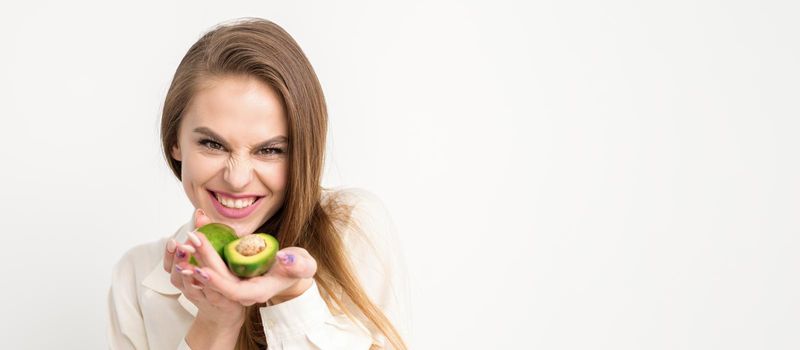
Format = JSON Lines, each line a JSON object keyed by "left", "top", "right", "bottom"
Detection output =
{"left": 190, "top": 76, "right": 284, "bottom": 119}
{"left": 182, "top": 76, "right": 288, "bottom": 141}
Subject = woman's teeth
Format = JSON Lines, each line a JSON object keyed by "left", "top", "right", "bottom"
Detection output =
{"left": 215, "top": 193, "right": 257, "bottom": 209}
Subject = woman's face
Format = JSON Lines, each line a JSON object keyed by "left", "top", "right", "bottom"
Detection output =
{"left": 171, "top": 75, "right": 289, "bottom": 237}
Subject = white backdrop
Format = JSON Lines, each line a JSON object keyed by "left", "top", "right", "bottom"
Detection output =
{"left": 0, "top": 1, "right": 798, "bottom": 349}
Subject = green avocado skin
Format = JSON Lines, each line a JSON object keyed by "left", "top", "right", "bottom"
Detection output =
{"left": 188, "top": 223, "right": 238, "bottom": 266}
{"left": 224, "top": 233, "right": 280, "bottom": 278}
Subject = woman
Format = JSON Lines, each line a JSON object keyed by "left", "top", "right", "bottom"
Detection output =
{"left": 108, "top": 18, "right": 409, "bottom": 350}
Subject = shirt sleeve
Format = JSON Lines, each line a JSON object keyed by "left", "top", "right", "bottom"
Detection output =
{"left": 257, "top": 188, "right": 411, "bottom": 349}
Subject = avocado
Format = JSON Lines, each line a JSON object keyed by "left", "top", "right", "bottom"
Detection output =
{"left": 188, "top": 223, "right": 238, "bottom": 266}
{"left": 223, "top": 233, "right": 279, "bottom": 278}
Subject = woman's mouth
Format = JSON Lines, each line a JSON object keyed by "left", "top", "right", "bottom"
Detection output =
{"left": 207, "top": 190, "right": 264, "bottom": 219}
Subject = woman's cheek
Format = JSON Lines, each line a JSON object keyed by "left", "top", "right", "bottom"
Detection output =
{"left": 256, "top": 162, "right": 288, "bottom": 186}
{"left": 181, "top": 155, "right": 219, "bottom": 200}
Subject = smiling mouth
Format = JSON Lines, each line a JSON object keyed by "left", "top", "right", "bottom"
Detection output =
{"left": 207, "top": 190, "right": 264, "bottom": 209}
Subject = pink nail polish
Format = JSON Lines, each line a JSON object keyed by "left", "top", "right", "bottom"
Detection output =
{"left": 166, "top": 239, "right": 177, "bottom": 253}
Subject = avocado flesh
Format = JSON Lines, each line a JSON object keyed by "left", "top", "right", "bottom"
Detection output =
{"left": 189, "top": 223, "right": 238, "bottom": 266}
{"left": 224, "top": 233, "right": 279, "bottom": 278}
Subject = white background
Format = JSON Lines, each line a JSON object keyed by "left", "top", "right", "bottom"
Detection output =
{"left": 0, "top": 1, "right": 798, "bottom": 349}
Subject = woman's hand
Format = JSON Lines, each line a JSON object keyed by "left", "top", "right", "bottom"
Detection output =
{"left": 183, "top": 209, "right": 318, "bottom": 307}
{"left": 162, "top": 209, "right": 245, "bottom": 328}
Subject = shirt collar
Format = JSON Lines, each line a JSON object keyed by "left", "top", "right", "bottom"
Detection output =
{"left": 141, "top": 213, "right": 199, "bottom": 317}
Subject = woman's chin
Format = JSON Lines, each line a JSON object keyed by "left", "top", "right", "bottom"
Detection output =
{"left": 226, "top": 221, "right": 259, "bottom": 237}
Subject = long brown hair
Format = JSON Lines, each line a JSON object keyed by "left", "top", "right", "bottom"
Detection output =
{"left": 160, "top": 18, "right": 406, "bottom": 349}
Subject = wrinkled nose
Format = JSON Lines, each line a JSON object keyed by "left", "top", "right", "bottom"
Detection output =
{"left": 223, "top": 155, "right": 253, "bottom": 190}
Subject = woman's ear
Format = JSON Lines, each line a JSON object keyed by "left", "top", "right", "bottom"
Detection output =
{"left": 171, "top": 144, "right": 182, "bottom": 161}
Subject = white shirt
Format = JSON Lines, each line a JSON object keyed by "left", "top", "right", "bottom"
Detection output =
{"left": 107, "top": 188, "right": 410, "bottom": 349}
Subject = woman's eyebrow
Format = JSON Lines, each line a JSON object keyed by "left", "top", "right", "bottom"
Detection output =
{"left": 193, "top": 126, "right": 288, "bottom": 149}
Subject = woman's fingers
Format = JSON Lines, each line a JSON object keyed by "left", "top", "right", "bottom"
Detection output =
{"left": 238, "top": 275, "right": 289, "bottom": 306}
{"left": 162, "top": 209, "right": 207, "bottom": 274}
{"left": 162, "top": 239, "right": 178, "bottom": 273}
{"left": 169, "top": 265, "right": 183, "bottom": 290}
{"left": 185, "top": 244, "right": 319, "bottom": 306}
{"left": 187, "top": 208, "right": 228, "bottom": 273}
{"left": 241, "top": 249, "right": 317, "bottom": 303}
{"left": 271, "top": 247, "right": 317, "bottom": 279}
{"left": 178, "top": 263, "right": 206, "bottom": 301}
{"left": 256, "top": 248, "right": 317, "bottom": 303}
{"left": 192, "top": 266, "right": 253, "bottom": 303}
{"left": 188, "top": 231, "right": 230, "bottom": 273}
{"left": 193, "top": 266, "right": 282, "bottom": 306}
{"left": 169, "top": 246, "right": 192, "bottom": 290}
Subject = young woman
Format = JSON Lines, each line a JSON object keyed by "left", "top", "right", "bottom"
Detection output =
{"left": 107, "top": 18, "right": 409, "bottom": 350}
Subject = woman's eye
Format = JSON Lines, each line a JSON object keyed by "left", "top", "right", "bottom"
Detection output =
{"left": 258, "top": 147, "right": 285, "bottom": 156}
{"left": 199, "top": 139, "right": 225, "bottom": 151}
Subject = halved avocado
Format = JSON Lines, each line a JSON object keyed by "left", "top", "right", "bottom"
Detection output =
{"left": 223, "top": 233, "right": 279, "bottom": 278}
{"left": 189, "top": 223, "right": 238, "bottom": 266}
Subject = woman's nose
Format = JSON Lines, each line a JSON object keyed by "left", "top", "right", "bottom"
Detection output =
{"left": 223, "top": 155, "right": 253, "bottom": 190}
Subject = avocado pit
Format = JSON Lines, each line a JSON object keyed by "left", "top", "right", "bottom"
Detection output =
{"left": 236, "top": 234, "right": 266, "bottom": 256}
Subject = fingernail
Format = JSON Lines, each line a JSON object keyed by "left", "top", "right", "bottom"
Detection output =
{"left": 166, "top": 239, "right": 177, "bottom": 253}
{"left": 277, "top": 252, "right": 295, "bottom": 265}
{"left": 175, "top": 265, "right": 183, "bottom": 272}
{"left": 187, "top": 231, "right": 202, "bottom": 247}
{"left": 180, "top": 268, "right": 194, "bottom": 276}
{"left": 194, "top": 267, "right": 209, "bottom": 280}
{"left": 176, "top": 250, "right": 187, "bottom": 259}
{"left": 179, "top": 244, "right": 196, "bottom": 254}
